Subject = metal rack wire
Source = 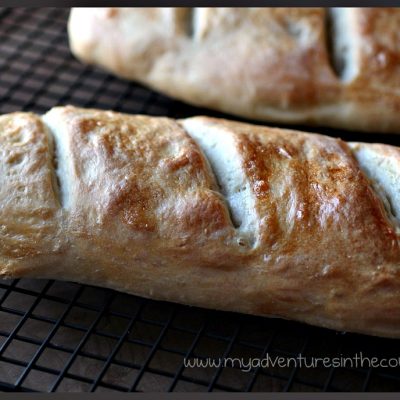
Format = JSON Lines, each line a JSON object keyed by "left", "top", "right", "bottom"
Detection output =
{"left": 1, "top": 7, "right": 400, "bottom": 392}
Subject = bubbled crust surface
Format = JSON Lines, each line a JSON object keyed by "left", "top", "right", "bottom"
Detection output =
{"left": 182, "top": 117, "right": 400, "bottom": 336}
{"left": 43, "top": 107, "right": 243, "bottom": 272}
{"left": 0, "top": 113, "right": 63, "bottom": 273}
{"left": 1, "top": 106, "right": 400, "bottom": 337}
{"left": 69, "top": 7, "right": 400, "bottom": 133}
{"left": 189, "top": 117, "right": 399, "bottom": 259}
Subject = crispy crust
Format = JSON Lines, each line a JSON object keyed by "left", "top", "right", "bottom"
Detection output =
{"left": 68, "top": 8, "right": 400, "bottom": 133}
{"left": 1, "top": 106, "right": 400, "bottom": 337}
{"left": 0, "top": 113, "right": 64, "bottom": 272}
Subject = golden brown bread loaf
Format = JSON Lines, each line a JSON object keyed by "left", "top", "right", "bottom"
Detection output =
{"left": 1, "top": 106, "right": 400, "bottom": 337}
{"left": 68, "top": 8, "right": 400, "bottom": 133}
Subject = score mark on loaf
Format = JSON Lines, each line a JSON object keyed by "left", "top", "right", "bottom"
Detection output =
{"left": 1, "top": 106, "right": 400, "bottom": 338}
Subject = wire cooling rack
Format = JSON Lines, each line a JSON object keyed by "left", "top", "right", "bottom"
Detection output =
{"left": 1, "top": 7, "right": 400, "bottom": 393}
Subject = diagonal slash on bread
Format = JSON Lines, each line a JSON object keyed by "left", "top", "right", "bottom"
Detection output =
{"left": 1, "top": 106, "right": 400, "bottom": 337}
{"left": 69, "top": 8, "right": 400, "bottom": 133}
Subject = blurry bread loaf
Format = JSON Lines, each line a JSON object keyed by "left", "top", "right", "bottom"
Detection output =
{"left": 69, "top": 8, "right": 400, "bottom": 133}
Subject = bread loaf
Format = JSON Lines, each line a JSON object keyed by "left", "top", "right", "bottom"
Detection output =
{"left": 1, "top": 105, "right": 400, "bottom": 337}
{"left": 68, "top": 8, "right": 400, "bottom": 133}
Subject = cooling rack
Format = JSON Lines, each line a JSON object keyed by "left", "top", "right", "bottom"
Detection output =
{"left": 1, "top": 7, "right": 400, "bottom": 393}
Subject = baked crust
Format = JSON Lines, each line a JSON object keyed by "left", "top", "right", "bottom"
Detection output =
{"left": 0, "top": 113, "right": 64, "bottom": 273}
{"left": 68, "top": 8, "right": 400, "bottom": 133}
{"left": 1, "top": 106, "right": 400, "bottom": 337}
